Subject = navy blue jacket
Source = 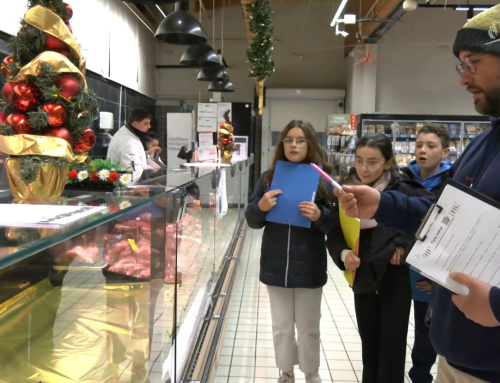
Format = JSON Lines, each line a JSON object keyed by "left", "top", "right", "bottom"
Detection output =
{"left": 245, "top": 171, "right": 332, "bottom": 289}
{"left": 375, "top": 119, "right": 500, "bottom": 382}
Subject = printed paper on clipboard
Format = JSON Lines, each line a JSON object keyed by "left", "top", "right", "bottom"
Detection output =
{"left": 406, "top": 179, "right": 500, "bottom": 296}
{"left": 265, "top": 161, "right": 320, "bottom": 229}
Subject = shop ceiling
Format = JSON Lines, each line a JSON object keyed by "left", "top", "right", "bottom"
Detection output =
{"left": 129, "top": 0, "right": 500, "bottom": 58}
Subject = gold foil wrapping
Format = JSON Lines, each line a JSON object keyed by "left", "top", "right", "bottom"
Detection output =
{"left": 13, "top": 51, "right": 87, "bottom": 88}
{"left": 0, "top": 134, "right": 86, "bottom": 162}
{"left": 0, "top": 279, "right": 153, "bottom": 382}
{"left": 5, "top": 157, "right": 69, "bottom": 199}
{"left": 24, "top": 5, "right": 84, "bottom": 69}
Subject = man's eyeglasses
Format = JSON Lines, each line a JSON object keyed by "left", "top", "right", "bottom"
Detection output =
{"left": 456, "top": 53, "right": 485, "bottom": 76}
{"left": 283, "top": 137, "right": 308, "bottom": 147}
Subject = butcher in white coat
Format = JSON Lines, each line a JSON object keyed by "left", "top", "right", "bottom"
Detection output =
{"left": 107, "top": 108, "right": 152, "bottom": 184}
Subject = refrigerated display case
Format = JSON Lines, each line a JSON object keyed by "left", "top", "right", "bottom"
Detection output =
{"left": 0, "top": 161, "right": 250, "bottom": 383}
{"left": 358, "top": 114, "right": 490, "bottom": 166}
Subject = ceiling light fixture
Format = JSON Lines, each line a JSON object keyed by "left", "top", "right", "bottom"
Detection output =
{"left": 180, "top": 43, "right": 221, "bottom": 67}
{"left": 208, "top": 79, "right": 234, "bottom": 92}
{"left": 330, "top": 0, "right": 349, "bottom": 27}
{"left": 198, "top": 66, "right": 229, "bottom": 81}
{"left": 156, "top": 4, "right": 167, "bottom": 17}
{"left": 155, "top": 0, "right": 207, "bottom": 45}
{"left": 402, "top": 0, "right": 418, "bottom": 11}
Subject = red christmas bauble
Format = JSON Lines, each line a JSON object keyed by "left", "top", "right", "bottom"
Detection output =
{"left": 63, "top": 3, "right": 73, "bottom": 21}
{"left": 73, "top": 128, "right": 96, "bottom": 152}
{"left": 2, "top": 82, "right": 16, "bottom": 101}
{"left": 12, "top": 83, "right": 39, "bottom": 112}
{"left": 0, "top": 112, "right": 8, "bottom": 123}
{"left": 45, "top": 33, "right": 67, "bottom": 51}
{"left": 7, "top": 113, "right": 32, "bottom": 134}
{"left": 43, "top": 104, "right": 67, "bottom": 127}
{"left": 1, "top": 56, "right": 16, "bottom": 76}
{"left": 56, "top": 74, "right": 81, "bottom": 101}
{"left": 45, "top": 127, "right": 74, "bottom": 147}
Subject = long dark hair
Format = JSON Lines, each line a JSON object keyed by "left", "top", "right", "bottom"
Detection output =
{"left": 264, "top": 120, "right": 327, "bottom": 199}
{"left": 344, "top": 133, "right": 396, "bottom": 182}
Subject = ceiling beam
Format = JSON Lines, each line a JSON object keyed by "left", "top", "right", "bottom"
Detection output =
{"left": 343, "top": 0, "right": 404, "bottom": 55}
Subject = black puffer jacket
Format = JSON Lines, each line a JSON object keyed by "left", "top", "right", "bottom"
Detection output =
{"left": 326, "top": 170, "right": 432, "bottom": 294}
{"left": 245, "top": 171, "right": 332, "bottom": 289}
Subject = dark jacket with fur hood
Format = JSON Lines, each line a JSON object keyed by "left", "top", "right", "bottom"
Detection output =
{"left": 326, "top": 169, "right": 432, "bottom": 294}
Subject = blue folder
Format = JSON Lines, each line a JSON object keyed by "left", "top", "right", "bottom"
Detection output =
{"left": 265, "top": 161, "right": 320, "bottom": 228}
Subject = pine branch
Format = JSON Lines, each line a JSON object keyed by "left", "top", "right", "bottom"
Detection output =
{"left": 9, "top": 24, "right": 46, "bottom": 65}
{"left": 28, "top": 109, "right": 49, "bottom": 133}
{"left": 246, "top": 0, "right": 275, "bottom": 81}
{"left": 0, "top": 123, "right": 15, "bottom": 136}
{"left": 28, "top": 0, "right": 70, "bottom": 20}
{"left": 18, "top": 155, "right": 69, "bottom": 185}
{"left": 0, "top": 99, "right": 17, "bottom": 115}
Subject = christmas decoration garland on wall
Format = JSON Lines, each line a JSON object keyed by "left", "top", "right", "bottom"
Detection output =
{"left": 0, "top": 0, "right": 99, "bottom": 192}
{"left": 246, "top": 0, "right": 275, "bottom": 81}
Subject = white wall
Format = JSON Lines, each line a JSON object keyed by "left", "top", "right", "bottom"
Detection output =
{"left": 0, "top": 0, "right": 157, "bottom": 98}
{"left": 375, "top": 8, "right": 479, "bottom": 116}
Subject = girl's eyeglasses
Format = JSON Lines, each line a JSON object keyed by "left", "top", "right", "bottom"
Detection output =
{"left": 354, "top": 159, "right": 384, "bottom": 171}
{"left": 283, "top": 137, "right": 308, "bottom": 147}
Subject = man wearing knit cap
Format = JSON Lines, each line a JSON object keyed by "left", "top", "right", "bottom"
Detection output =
{"left": 333, "top": 5, "right": 500, "bottom": 383}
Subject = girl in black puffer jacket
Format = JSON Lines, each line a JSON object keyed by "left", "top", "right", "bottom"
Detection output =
{"left": 246, "top": 120, "right": 332, "bottom": 383}
{"left": 326, "top": 134, "right": 432, "bottom": 383}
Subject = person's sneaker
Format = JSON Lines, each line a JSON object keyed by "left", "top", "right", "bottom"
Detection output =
{"left": 305, "top": 374, "right": 322, "bottom": 383}
{"left": 278, "top": 373, "right": 295, "bottom": 383}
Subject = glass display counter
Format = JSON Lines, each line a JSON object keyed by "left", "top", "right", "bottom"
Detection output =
{"left": 0, "top": 160, "right": 250, "bottom": 383}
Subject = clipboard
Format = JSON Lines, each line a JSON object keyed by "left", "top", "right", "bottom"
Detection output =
{"left": 265, "top": 161, "right": 320, "bottom": 229}
{"left": 407, "top": 178, "right": 500, "bottom": 296}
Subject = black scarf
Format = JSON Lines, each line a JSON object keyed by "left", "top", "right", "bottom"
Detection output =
{"left": 125, "top": 123, "right": 149, "bottom": 144}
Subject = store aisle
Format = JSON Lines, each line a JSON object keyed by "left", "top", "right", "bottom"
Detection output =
{"left": 213, "top": 228, "right": 438, "bottom": 383}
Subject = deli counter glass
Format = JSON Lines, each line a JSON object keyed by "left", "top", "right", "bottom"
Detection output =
{"left": 0, "top": 160, "right": 250, "bottom": 383}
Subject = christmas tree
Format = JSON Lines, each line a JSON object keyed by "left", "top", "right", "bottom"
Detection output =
{"left": 0, "top": 0, "right": 99, "bottom": 197}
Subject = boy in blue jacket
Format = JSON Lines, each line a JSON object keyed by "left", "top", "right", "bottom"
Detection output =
{"left": 335, "top": 6, "right": 500, "bottom": 383}
{"left": 402, "top": 124, "right": 452, "bottom": 383}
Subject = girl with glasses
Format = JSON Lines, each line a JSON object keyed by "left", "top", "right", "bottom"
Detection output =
{"left": 245, "top": 120, "right": 332, "bottom": 383}
{"left": 326, "top": 134, "right": 432, "bottom": 383}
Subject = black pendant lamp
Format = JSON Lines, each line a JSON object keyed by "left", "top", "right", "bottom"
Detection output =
{"left": 208, "top": 79, "right": 234, "bottom": 93}
{"left": 198, "top": 65, "right": 229, "bottom": 81}
{"left": 155, "top": 0, "right": 207, "bottom": 45}
{"left": 180, "top": 43, "right": 220, "bottom": 67}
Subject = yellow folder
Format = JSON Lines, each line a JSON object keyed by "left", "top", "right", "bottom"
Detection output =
{"left": 339, "top": 203, "right": 361, "bottom": 287}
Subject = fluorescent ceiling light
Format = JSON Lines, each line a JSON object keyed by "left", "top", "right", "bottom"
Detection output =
{"left": 156, "top": 4, "right": 167, "bottom": 18}
{"left": 330, "top": 0, "right": 349, "bottom": 27}
{"left": 456, "top": 7, "right": 490, "bottom": 11}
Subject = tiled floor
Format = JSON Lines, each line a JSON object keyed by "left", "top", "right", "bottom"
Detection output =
{"left": 213, "top": 228, "right": 438, "bottom": 383}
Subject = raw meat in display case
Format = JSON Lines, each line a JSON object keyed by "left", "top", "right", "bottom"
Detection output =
{"left": 101, "top": 212, "right": 183, "bottom": 283}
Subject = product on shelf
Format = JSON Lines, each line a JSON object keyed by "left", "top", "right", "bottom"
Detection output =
{"left": 398, "top": 125, "right": 407, "bottom": 135}
{"left": 57, "top": 244, "right": 100, "bottom": 264}
{"left": 409, "top": 142, "right": 416, "bottom": 151}
{"left": 402, "top": 140, "right": 410, "bottom": 151}
{"left": 416, "top": 123, "right": 424, "bottom": 134}
{"left": 449, "top": 124, "right": 460, "bottom": 135}
{"left": 395, "top": 142, "right": 402, "bottom": 151}
{"left": 449, "top": 141, "right": 458, "bottom": 152}
{"left": 406, "top": 125, "right": 416, "bottom": 135}
{"left": 367, "top": 125, "right": 376, "bottom": 134}
{"left": 466, "top": 124, "right": 477, "bottom": 135}
{"left": 404, "top": 154, "right": 413, "bottom": 164}
{"left": 377, "top": 125, "right": 385, "bottom": 134}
